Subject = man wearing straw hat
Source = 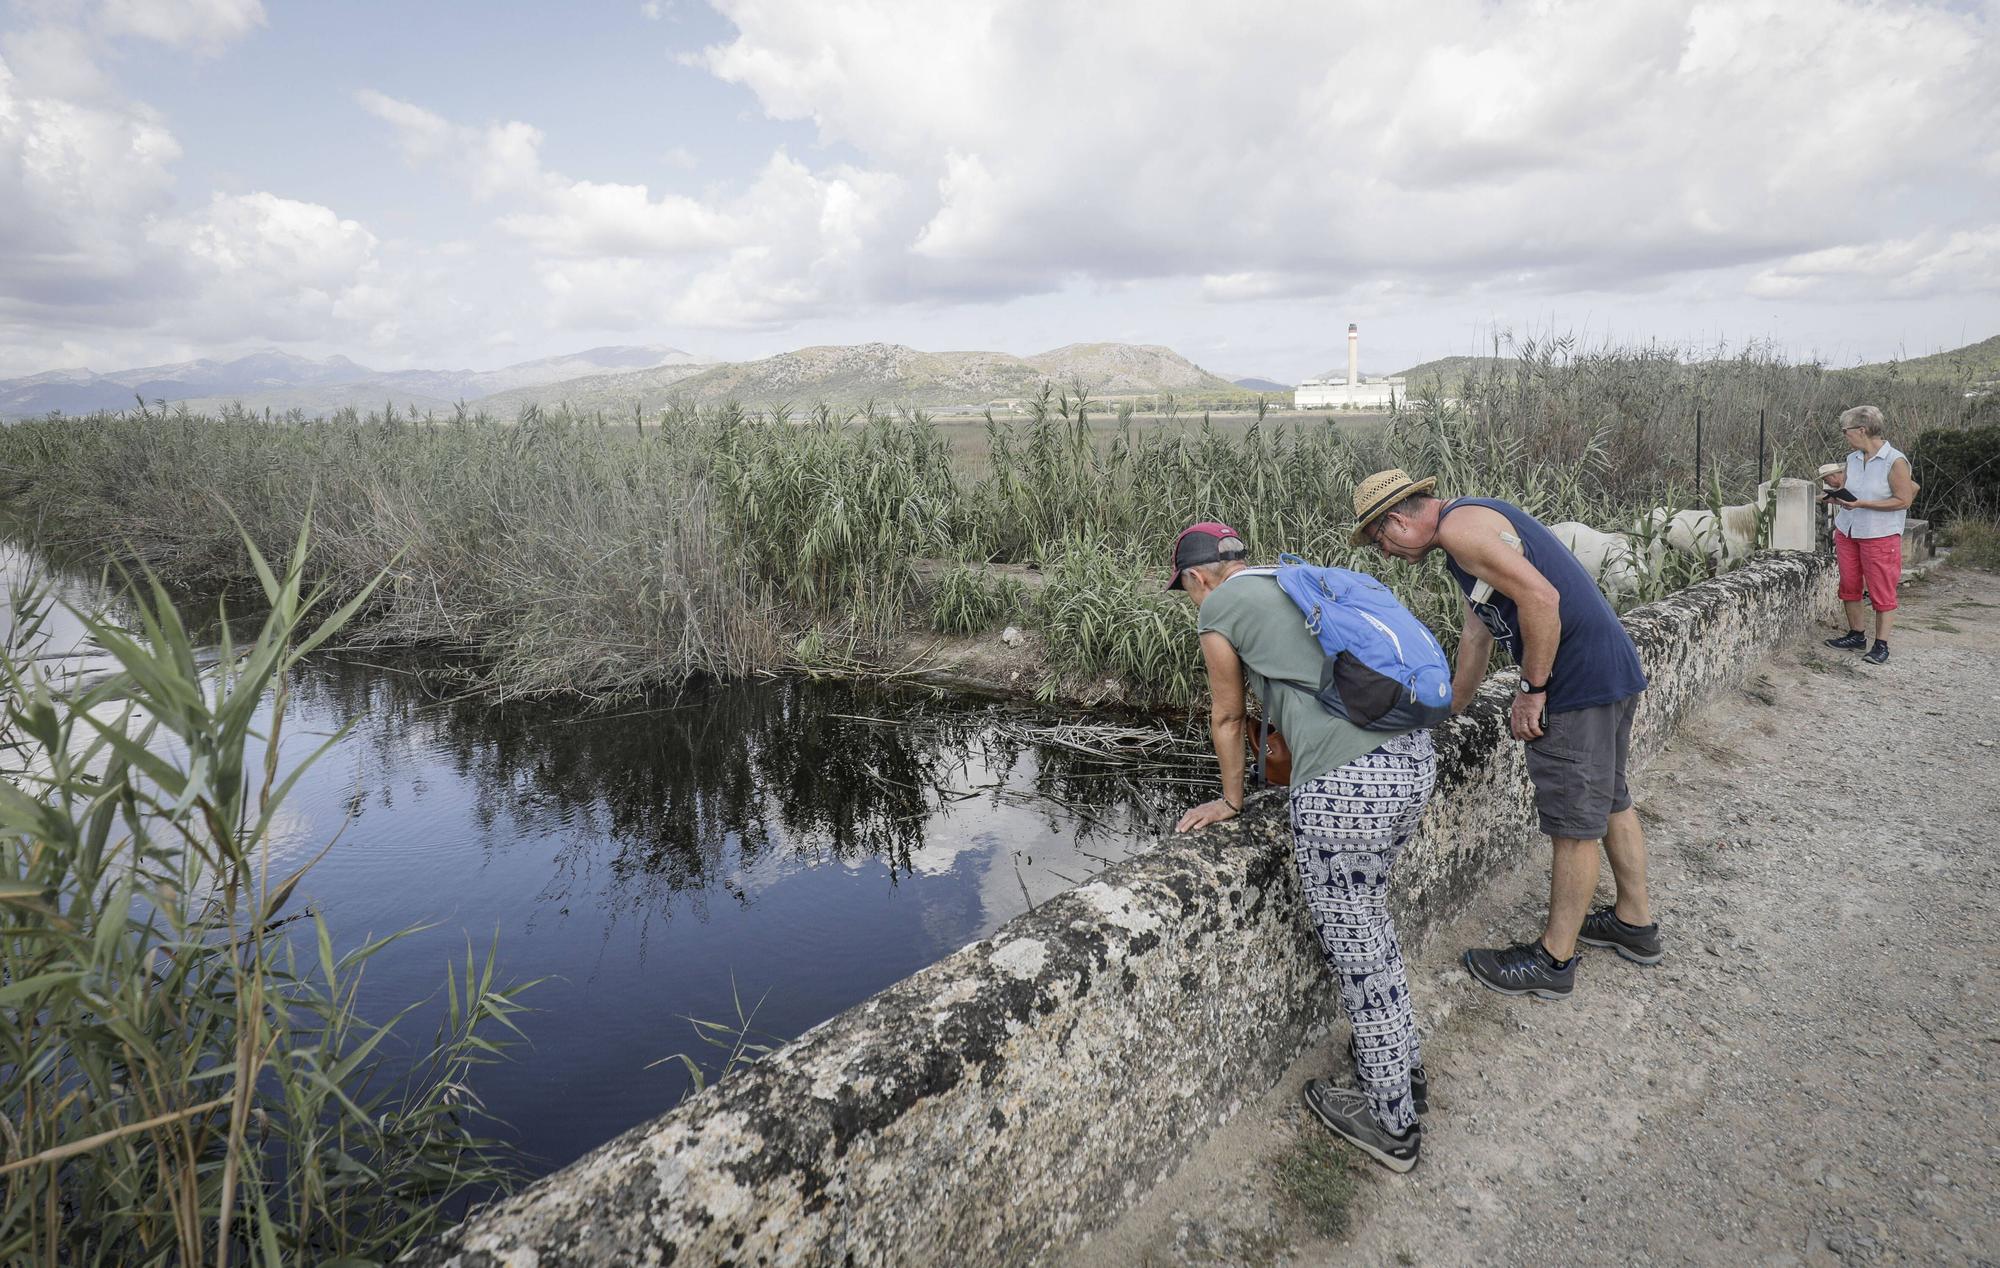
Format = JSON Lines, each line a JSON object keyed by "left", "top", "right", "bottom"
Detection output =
{"left": 1351, "top": 469, "right": 1663, "bottom": 1000}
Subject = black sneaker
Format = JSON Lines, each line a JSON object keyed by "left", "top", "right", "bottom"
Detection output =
{"left": 1824, "top": 629, "right": 1867, "bottom": 650}
{"left": 1348, "top": 1035, "right": 1428, "bottom": 1116}
{"left": 1464, "top": 941, "right": 1575, "bottom": 1000}
{"left": 1577, "top": 906, "right": 1665, "bottom": 964}
{"left": 1865, "top": 640, "right": 1889, "bottom": 664}
{"left": 1303, "top": 1079, "right": 1421, "bottom": 1173}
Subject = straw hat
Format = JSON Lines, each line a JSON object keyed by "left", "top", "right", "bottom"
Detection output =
{"left": 1350, "top": 468, "right": 1438, "bottom": 545}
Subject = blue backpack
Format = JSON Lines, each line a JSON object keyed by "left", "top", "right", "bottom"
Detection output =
{"left": 1251, "top": 555, "right": 1453, "bottom": 732}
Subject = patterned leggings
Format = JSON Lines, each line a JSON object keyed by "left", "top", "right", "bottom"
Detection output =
{"left": 1289, "top": 728, "right": 1438, "bottom": 1133}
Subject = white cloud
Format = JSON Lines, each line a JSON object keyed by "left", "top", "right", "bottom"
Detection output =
{"left": 695, "top": 0, "right": 2000, "bottom": 304}
{"left": 1750, "top": 226, "right": 2000, "bottom": 300}
{"left": 97, "top": 0, "right": 264, "bottom": 53}
{"left": 7, "top": 0, "right": 1998, "bottom": 377}
{"left": 0, "top": 51, "right": 181, "bottom": 314}
{"left": 0, "top": 47, "right": 429, "bottom": 369}
{"left": 361, "top": 87, "right": 921, "bottom": 328}
{"left": 354, "top": 89, "right": 454, "bottom": 163}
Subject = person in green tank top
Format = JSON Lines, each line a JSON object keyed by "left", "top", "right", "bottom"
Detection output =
{"left": 1166, "top": 521, "right": 1439, "bottom": 1174}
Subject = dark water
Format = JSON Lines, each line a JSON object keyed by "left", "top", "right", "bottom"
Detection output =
{"left": 2, "top": 547, "right": 1206, "bottom": 1175}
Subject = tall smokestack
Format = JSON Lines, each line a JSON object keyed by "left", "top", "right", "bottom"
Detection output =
{"left": 1346, "top": 323, "right": 1360, "bottom": 397}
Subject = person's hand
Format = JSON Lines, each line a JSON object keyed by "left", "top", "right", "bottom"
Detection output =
{"left": 1510, "top": 692, "right": 1546, "bottom": 741}
{"left": 1176, "top": 799, "right": 1240, "bottom": 833}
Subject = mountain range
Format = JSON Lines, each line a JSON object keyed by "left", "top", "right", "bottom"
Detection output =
{"left": 2, "top": 340, "right": 1253, "bottom": 420}
{"left": 439, "top": 342, "right": 1246, "bottom": 415}
{"left": 8, "top": 333, "right": 1990, "bottom": 422}
{"left": 0, "top": 346, "right": 705, "bottom": 419}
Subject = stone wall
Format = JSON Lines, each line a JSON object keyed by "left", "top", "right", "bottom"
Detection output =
{"left": 409, "top": 551, "right": 1836, "bottom": 1268}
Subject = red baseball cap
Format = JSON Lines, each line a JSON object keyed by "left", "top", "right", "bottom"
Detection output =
{"left": 1166, "top": 521, "right": 1247, "bottom": 590}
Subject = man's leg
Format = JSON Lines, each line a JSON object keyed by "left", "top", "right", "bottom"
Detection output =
{"left": 1542, "top": 834, "right": 1600, "bottom": 962}
{"left": 1603, "top": 806, "right": 1652, "bottom": 927}
{"left": 1874, "top": 607, "right": 1896, "bottom": 641}
{"left": 1844, "top": 598, "right": 1872, "bottom": 633}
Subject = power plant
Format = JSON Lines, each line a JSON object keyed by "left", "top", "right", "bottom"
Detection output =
{"left": 1293, "top": 322, "right": 1405, "bottom": 410}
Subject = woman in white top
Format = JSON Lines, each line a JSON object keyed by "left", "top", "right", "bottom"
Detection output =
{"left": 1820, "top": 405, "right": 1916, "bottom": 664}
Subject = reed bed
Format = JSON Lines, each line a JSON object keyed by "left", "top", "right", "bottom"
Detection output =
{"left": 0, "top": 341, "right": 1976, "bottom": 712}
{"left": 0, "top": 534, "right": 535, "bottom": 1266}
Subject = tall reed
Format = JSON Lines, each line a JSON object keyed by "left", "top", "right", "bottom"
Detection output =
{"left": 0, "top": 530, "right": 534, "bottom": 1266}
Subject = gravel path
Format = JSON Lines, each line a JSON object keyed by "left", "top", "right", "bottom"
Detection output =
{"left": 1085, "top": 563, "right": 1999, "bottom": 1267}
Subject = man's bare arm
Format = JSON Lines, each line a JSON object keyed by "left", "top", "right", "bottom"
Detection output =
{"left": 1201, "top": 631, "right": 1249, "bottom": 809}
{"left": 1451, "top": 601, "right": 1493, "bottom": 714}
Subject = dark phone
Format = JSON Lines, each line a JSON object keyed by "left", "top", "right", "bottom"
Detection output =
{"left": 1823, "top": 486, "right": 1858, "bottom": 503}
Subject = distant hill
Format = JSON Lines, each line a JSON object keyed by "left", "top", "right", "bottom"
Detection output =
{"left": 1849, "top": 334, "right": 2000, "bottom": 385}
{"left": 481, "top": 341, "right": 1247, "bottom": 415}
{"left": 1390, "top": 355, "right": 1512, "bottom": 384}
{"left": 1231, "top": 376, "right": 1292, "bottom": 392}
{"left": 0, "top": 346, "right": 706, "bottom": 419}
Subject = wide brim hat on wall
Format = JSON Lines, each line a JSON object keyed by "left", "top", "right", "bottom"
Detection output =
{"left": 1350, "top": 468, "right": 1438, "bottom": 545}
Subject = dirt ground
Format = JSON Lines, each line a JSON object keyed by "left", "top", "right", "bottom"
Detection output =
{"left": 1083, "top": 562, "right": 1999, "bottom": 1267}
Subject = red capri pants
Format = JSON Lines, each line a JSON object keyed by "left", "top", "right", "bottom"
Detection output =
{"left": 1835, "top": 529, "right": 1901, "bottom": 612}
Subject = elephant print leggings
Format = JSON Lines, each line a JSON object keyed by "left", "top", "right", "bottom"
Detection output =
{"left": 1288, "top": 728, "right": 1438, "bottom": 1134}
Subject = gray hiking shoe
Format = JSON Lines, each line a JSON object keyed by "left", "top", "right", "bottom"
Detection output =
{"left": 1824, "top": 629, "right": 1867, "bottom": 651}
{"left": 1303, "top": 1079, "right": 1421, "bottom": 1173}
{"left": 1464, "top": 941, "right": 1575, "bottom": 1000}
{"left": 1578, "top": 905, "right": 1665, "bottom": 964}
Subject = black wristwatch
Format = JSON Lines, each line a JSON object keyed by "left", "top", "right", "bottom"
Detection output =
{"left": 1518, "top": 679, "right": 1549, "bottom": 695}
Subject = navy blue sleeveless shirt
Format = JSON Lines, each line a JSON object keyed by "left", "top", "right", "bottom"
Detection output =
{"left": 1437, "top": 497, "right": 1648, "bottom": 713}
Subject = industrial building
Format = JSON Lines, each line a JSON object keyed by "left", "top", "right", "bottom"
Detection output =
{"left": 1294, "top": 323, "right": 1405, "bottom": 409}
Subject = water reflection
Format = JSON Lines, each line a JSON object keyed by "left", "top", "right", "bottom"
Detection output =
{"left": 288, "top": 657, "right": 1191, "bottom": 915}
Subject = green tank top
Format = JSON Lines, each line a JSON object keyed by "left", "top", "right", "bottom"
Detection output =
{"left": 1196, "top": 572, "right": 1381, "bottom": 784}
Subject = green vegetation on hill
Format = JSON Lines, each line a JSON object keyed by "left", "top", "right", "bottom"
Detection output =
{"left": 1391, "top": 355, "right": 1512, "bottom": 384}
{"left": 1397, "top": 333, "right": 2000, "bottom": 392}
{"left": 1852, "top": 334, "right": 2000, "bottom": 385}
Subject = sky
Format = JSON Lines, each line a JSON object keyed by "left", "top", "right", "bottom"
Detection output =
{"left": 1, "top": 0, "right": 1995, "bottom": 382}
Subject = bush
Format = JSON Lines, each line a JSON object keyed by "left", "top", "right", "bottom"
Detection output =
{"left": 1942, "top": 514, "right": 2000, "bottom": 570}
{"left": 928, "top": 564, "right": 1024, "bottom": 635}
{"left": 1909, "top": 424, "right": 2000, "bottom": 522}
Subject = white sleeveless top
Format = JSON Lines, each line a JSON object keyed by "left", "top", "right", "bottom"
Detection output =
{"left": 1835, "top": 441, "right": 1907, "bottom": 541}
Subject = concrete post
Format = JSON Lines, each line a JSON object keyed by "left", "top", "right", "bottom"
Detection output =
{"left": 1757, "top": 477, "right": 1817, "bottom": 552}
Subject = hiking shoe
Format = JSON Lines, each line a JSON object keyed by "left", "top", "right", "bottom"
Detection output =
{"left": 1303, "top": 1079, "right": 1421, "bottom": 1173}
{"left": 1464, "top": 941, "right": 1575, "bottom": 1000}
{"left": 1865, "top": 640, "right": 1890, "bottom": 665}
{"left": 1824, "top": 630, "right": 1867, "bottom": 650}
{"left": 1348, "top": 1035, "right": 1428, "bottom": 1116}
{"left": 1577, "top": 906, "right": 1665, "bottom": 965}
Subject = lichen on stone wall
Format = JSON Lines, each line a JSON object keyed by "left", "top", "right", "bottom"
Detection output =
{"left": 407, "top": 551, "right": 1834, "bottom": 1268}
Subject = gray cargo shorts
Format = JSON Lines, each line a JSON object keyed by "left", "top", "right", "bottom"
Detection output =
{"left": 1523, "top": 693, "right": 1641, "bottom": 839}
